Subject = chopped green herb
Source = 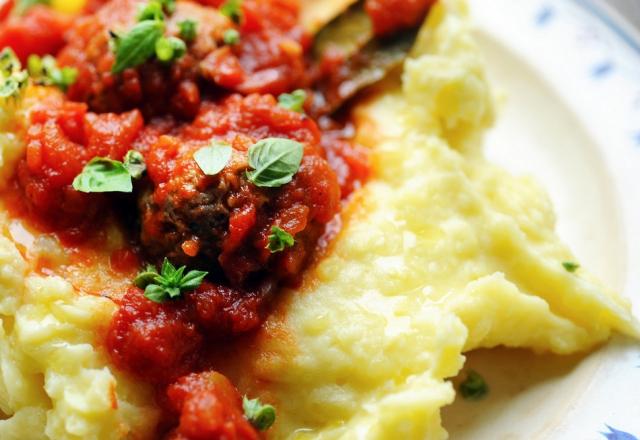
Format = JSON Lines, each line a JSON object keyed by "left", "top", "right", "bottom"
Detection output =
{"left": 73, "top": 150, "right": 145, "bottom": 193}
{"left": 266, "top": 226, "right": 295, "bottom": 253}
{"left": 193, "top": 141, "right": 232, "bottom": 176}
{"left": 178, "top": 19, "right": 198, "bottom": 42}
{"left": 155, "top": 36, "right": 186, "bottom": 62}
{"left": 243, "top": 396, "right": 276, "bottom": 431}
{"left": 14, "top": 0, "right": 50, "bottom": 15}
{"left": 111, "top": 20, "right": 166, "bottom": 73}
{"left": 0, "top": 48, "right": 28, "bottom": 101}
{"left": 223, "top": 28, "right": 240, "bottom": 45}
{"left": 246, "top": 137, "right": 303, "bottom": 188}
{"left": 27, "top": 55, "right": 78, "bottom": 92}
{"left": 159, "top": 0, "right": 176, "bottom": 14}
{"left": 220, "top": 0, "right": 243, "bottom": 24}
{"left": 135, "top": 258, "right": 208, "bottom": 303}
{"left": 123, "top": 150, "right": 146, "bottom": 179}
{"left": 137, "top": 0, "right": 164, "bottom": 21}
{"left": 72, "top": 158, "right": 134, "bottom": 193}
{"left": 562, "top": 261, "right": 580, "bottom": 273}
{"left": 277, "top": 89, "right": 306, "bottom": 113}
{"left": 459, "top": 370, "right": 488, "bottom": 401}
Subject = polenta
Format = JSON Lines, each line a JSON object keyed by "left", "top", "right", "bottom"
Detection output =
{"left": 0, "top": 0, "right": 637, "bottom": 439}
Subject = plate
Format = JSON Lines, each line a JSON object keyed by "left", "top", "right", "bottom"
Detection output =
{"left": 441, "top": 0, "right": 640, "bottom": 438}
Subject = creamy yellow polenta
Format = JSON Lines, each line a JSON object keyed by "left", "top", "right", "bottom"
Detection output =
{"left": 0, "top": 0, "right": 637, "bottom": 439}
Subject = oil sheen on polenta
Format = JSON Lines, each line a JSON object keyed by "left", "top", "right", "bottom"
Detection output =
{"left": 0, "top": 1, "right": 638, "bottom": 440}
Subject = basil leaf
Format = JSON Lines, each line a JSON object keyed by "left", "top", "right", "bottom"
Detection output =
{"left": 246, "top": 138, "right": 303, "bottom": 188}
{"left": 194, "top": 141, "right": 232, "bottom": 176}
{"left": 72, "top": 158, "right": 133, "bottom": 193}
{"left": 220, "top": 0, "right": 242, "bottom": 24}
{"left": 178, "top": 19, "right": 198, "bottom": 42}
{"left": 155, "top": 36, "right": 186, "bottom": 63}
{"left": 112, "top": 20, "right": 165, "bottom": 74}
{"left": 123, "top": 150, "right": 146, "bottom": 179}
{"left": 134, "top": 264, "right": 159, "bottom": 288}
{"left": 459, "top": 370, "right": 488, "bottom": 401}
{"left": 0, "top": 48, "right": 28, "bottom": 101}
{"left": 278, "top": 89, "right": 306, "bottom": 113}
{"left": 144, "top": 284, "right": 167, "bottom": 303}
{"left": 562, "top": 261, "right": 580, "bottom": 273}
{"left": 243, "top": 396, "right": 276, "bottom": 431}
{"left": 266, "top": 226, "right": 295, "bottom": 253}
{"left": 27, "top": 55, "right": 78, "bottom": 92}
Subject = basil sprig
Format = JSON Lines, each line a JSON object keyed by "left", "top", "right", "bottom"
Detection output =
{"left": 277, "top": 89, "right": 306, "bottom": 113}
{"left": 220, "top": 0, "right": 242, "bottom": 24}
{"left": 266, "top": 226, "right": 294, "bottom": 253}
{"left": 178, "top": 20, "right": 198, "bottom": 42}
{"left": 72, "top": 150, "right": 146, "bottom": 193}
{"left": 246, "top": 138, "right": 303, "bottom": 188}
{"left": 27, "top": 55, "right": 78, "bottom": 92}
{"left": 193, "top": 141, "right": 232, "bottom": 176}
{"left": 134, "top": 258, "right": 208, "bottom": 303}
{"left": 243, "top": 396, "right": 276, "bottom": 431}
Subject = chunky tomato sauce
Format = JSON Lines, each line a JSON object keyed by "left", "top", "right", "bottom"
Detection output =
{"left": 0, "top": 0, "right": 437, "bottom": 437}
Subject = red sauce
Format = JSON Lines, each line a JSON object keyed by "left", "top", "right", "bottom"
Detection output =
{"left": 365, "top": 0, "right": 437, "bottom": 36}
{"left": 0, "top": 5, "right": 69, "bottom": 63}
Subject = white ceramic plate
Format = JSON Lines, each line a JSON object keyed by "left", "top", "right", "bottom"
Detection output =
{"left": 441, "top": 0, "right": 640, "bottom": 438}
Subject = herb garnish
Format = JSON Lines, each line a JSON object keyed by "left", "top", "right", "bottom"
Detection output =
{"left": 562, "top": 261, "right": 580, "bottom": 273}
{"left": 266, "top": 226, "right": 294, "bottom": 253}
{"left": 223, "top": 28, "right": 240, "bottom": 45}
{"left": 111, "top": 20, "right": 166, "bottom": 74}
{"left": 194, "top": 141, "right": 232, "bottom": 176}
{"left": 155, "top": 36, "right": 187, "bottom": 63}
{"left": 0, "top": 48, "right": 28, "bottom": 102}
{"left": 220, "top": 0, "right": 243, "bottom": 24}
{"left": 134, "top": 258, "right": 208, "bottom": 303}
{"left": 277, "top": 89, "right": 306, "bottom": 113}
{"left": 27, "top": 55, "right": 78, "bottom": 92}
{"left": 72, "top": 150, "right": 146, "bottom": 193}
{"left": 242, "top": 396, "right": 276, "bottom": 431}
{"left": 459, "top": 370, "right": 488, "bottom": 401}
{"left": 178, "top": 19, "right": 198, "bottom": 42}
{"left": 246, "top": 137, "right": 303, "bottom": 187}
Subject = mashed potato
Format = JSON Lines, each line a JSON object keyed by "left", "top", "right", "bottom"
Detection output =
{"left": 0, "top": 0, "right": 637, "bottom": 439}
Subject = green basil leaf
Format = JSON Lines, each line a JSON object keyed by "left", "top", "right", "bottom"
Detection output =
{"left": 160, "top": 257, "right": 176, "bottom": 278}
{"left": 194, "top": 141, "right": 232, "bottom": 176}
{"left": 277, "top": 89, "right": 306, "bottom": 113}
{"left": 112, "top": 20, "right": 165, "bottom": 74}
{"left": 243, "top": 396, "right": 276, "bottom": 431}
{"left": 246, "top": 138, "right": 303, "bottom": 188}
{"left": 144, "top": 284, "right": 168, "bottom": 303}
{"left": 179, "top": 270, "right": 208, "bottom": 290}
{"left": 137, "top": 0, "right": 164, "bottom": 21}
{"left": 178, "top": 19, "right": 198, "bottom": 42}
{"left": 266, "top": 226, "right": 295, "bottom": 253}
{"left": 0, "top": 48, "right": 28, "bottom": 101}
{"left": 134, "top": 265, "right": 159, "bottom": 288}
{"left": 72, "top": 158, "right": 133, "bottom": 193}
{"left": 123, "top": 150, "right": 146, "bottom": 179}
{"left": 220, "top": 0, "right": 242, "bottom": 24}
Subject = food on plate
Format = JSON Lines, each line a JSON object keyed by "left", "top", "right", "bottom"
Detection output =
{"left": 0, "top": 0, "right": 637, "bottom": 439}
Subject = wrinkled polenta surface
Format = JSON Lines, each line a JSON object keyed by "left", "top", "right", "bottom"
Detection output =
{"left": 220, "top": 1, "right": 639, "bottom": 439}
{"left": 0, "top": 1, "right": 638, "bottom": 439}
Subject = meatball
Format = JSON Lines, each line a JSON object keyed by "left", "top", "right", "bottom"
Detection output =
{"left": 137, "top": 94, "right": 340, "bottom": 287}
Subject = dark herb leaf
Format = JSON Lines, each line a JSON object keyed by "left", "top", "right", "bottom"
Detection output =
{"left": 243, "top": 396, "right": 276, "bottom": 431}
{"left": 246, "top": 138, "right": 303, "bottom": 188}
{"left": 134, "top": 265, "right": 159, "bottom": 288}
{"left": 220, "top": 0, "right": 242, "bottom": 24}
{"left": 140, "top": 258, "right": 208, "bottom": 303}
{"left": 459, "top": 370, "right": 488, "bottom": 401}
{"left": 266, "top": 226, "right": 295, "bottom": 253}
{"left": 123, "top": 150, "right": 146, "bottom": 179}
{"left": 178, "top": 19, "right": 198, "bottom": 42}
{"left": 112, "top": 20, "right": 165, "bottom": 74}
{"left": 144, "top": 284, "right": 167, "bottom": 303}
{"left": 72, "top": 158, "right": 133, "bottom": 193}
{"left": 193, "top": 141, "right": 232, "bottom": 176}
{"left": 562, "top": 261, "right": 580, "bottom": 273}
